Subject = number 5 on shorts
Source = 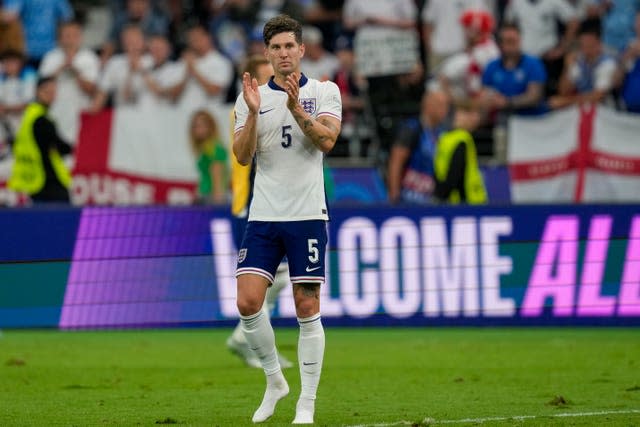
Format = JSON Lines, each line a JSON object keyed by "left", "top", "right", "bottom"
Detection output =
{"left": 307, "top": 239, "right": 319, "bottom": 263}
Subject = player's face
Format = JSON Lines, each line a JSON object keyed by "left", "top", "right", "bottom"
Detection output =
{"left": 265, "top": 32, "right": 305, "bottom": 76}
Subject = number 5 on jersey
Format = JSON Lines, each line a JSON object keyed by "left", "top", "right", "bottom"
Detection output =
{"left": 281, "top": 125, "right": 292, "bottom": 148}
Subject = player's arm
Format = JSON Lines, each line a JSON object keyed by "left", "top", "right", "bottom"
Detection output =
{"left": 285, "top": 73, "right": 341, "bottom": 153}
{"left": 233, "top": 72, "right": 259, "bottom": 166}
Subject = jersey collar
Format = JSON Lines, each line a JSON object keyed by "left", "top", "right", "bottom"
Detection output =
{"left": 268, "top": 73, "right": 309, "bottom": 91}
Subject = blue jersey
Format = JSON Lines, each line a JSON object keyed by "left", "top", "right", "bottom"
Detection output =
{"left": 482, "top": 54, "right": 547, "bottom": 116}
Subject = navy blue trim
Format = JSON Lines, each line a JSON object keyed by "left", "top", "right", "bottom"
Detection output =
{"left": 268, "top": 73, "right": 309, "bottom": 91}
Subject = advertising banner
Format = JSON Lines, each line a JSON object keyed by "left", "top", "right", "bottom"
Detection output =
{"left": 1, "top": 204, "right": 639, "bottom": 328}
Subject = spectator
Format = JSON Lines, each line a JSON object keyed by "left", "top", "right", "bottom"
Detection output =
{"left": 0, "top": 49, "right": 36, "bottom": 140}
{"left": 39, "top": 21, "right": 100, "bottom": 145}
{"left": 430, "top": 8, "right": 499, "bottom": 105}
{"left": 103, "top": 0, "right": 169, "bottom": 63}
{"left": 481, "top": 23, "right": 548, "bottom": 116}
{"left": 387, "top": 90, "right": 450, "bottom": 205}
{"left": 8, "top": 77, "right": 72, "bottom": 203}
{"left": 170, "top": 25, "right": 234, "bottom": 113}
{"left": 331, "top": 35, "right": 368, "bottom": 157}
{"left": 300, "top": 25, "right": 339, "bottom": 80}
{"left": 593, "top": 0, "right": 640, "bottom": 54}
{"left": 1, "top": 0, "right": 73, "bottom": 68}
{"left": 620, "top": 12, "right": 640, "bottom": 112}
{"left": 189, "top": 109, "right": 228, "bottom": 204}
{"left": 422, "top": 0, "right": 495, "bottom": 73}
{"left": 90, "top": 25, "right": 153, "bottom": 112}
{"left": 208, "top": 0, "right": 257, "bottom": 65}
{"left": 303, "top": 0, "right": 344, "bottom": 51}
{"left": 343, "top": 0, "right": 423, "bottom": 152}
{"left": 139, "top": 34, "right": 181, "bottom": 108}
{"left": 0, "top": 9, "right": 24, "bottom": 54}
{"left": 551, "top": 20, "right": 618, "bottom": 108}
{"left": 433, "top": 107, "right": 488, "bottom": 204}
{"left": 504, "top": 0, "right": 579, "bottom": 94}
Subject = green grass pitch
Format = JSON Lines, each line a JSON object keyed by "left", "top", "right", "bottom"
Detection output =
{"left": 1, "top": 327, "right": 639, "bottom": 426}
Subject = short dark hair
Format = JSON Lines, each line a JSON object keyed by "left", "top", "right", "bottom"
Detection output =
{"left": 500, "top": 22, "right": 521, "bottom": 34}
{"left": 0, "top": 49, "right": 25, "bottom": 61}
{"left": 36, "top": 76, "right": 56, "bottom": 89}
{"left": 263, "top": 14, "right": 302, "bottom": 46}
{"left": 579, "top": 18, "right": 602, "bottom": 38}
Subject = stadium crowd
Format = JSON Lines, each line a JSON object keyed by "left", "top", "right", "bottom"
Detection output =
{"left": 0, "top": 0, "right": 639, "bottom": 203}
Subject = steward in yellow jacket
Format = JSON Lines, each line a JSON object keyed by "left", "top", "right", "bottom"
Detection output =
{"left": 433, "top": 108, "right": 487, "bottom": 204}
{"left": 8, "top": 77, "right": 72, "bottom": 202}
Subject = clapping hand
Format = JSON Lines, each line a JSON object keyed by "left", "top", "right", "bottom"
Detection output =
{"left": 285, "top": 72, "right": 300, "bottom": 111}
{"left": 242, "top": 72, "right": 260, "bottom": 114}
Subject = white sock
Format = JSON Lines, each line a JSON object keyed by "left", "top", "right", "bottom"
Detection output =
{"left": 293, "top": 313, "right": 324, "bottom": 424}
{"left": 240, "top": 310, "right": 280, "bottom": 375}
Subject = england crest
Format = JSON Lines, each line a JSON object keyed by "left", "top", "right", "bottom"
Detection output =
{"left": 299, "top": 98, "right": 316, "bottom": 114}
{"left": 238, "top": 248, "right": 247, "bottom": 263}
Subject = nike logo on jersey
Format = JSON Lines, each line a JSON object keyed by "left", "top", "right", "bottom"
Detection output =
{"left": 259, "top": 108, "right": 275, "bottom": 115}
{"left": 305, "top": 266, "right": 322, "bottom": 272}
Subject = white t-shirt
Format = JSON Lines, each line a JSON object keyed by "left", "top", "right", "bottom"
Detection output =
{"left": 301, "top": 53, "right": 340, "bottom": 81}
{"left": 569, "top": 54, "right": 618, "bottom": 92}
{"left": 505, "top": 0, "right": 577, "bottom": 57}
{"left": 98, "top": 54, "right": 154, "bottom": 106}
{"left": 39, "top": 48, "right": 100, "bottom": 144}
{"left": 138, "top": 60, "right": 182, "bottom": 109}
{"left": 422, "top": 0, "right": 494, "bottom": 56}
{"left": 0, "top": 69, "right": 37, "bottom": 135}
{"left": 175, "top": 50, "right": 233, "bottom": 112}
{"left": 234, "top": 75, "right": 342, "bottom": 222}
{"left": 437, "top": 37, "right": 500, "bottom": 98}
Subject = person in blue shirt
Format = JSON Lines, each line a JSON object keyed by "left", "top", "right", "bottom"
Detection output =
{"left": 480, "top": 23, "right": 548, "bottom": 116}
{"left": 387, "top": 90, "right": 450, "bottom": 205}
{"left": 620, "top": 12, "right": 640, "bottom": 112}
{"left": 593, "top": 0, "right": 640, "bottom": 54}
{"left": 1, "top": 0, "right": 73, "bottom": 68}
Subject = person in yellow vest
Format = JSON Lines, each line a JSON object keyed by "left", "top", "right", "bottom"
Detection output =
{"left": 8, "top": 76, "right": 72, "bottom": 203}
{"left": 433, "top": 107, "right": 488, "bottom": 204}
{"left": 226, "top": 54, "right": 293, "bottom": 370}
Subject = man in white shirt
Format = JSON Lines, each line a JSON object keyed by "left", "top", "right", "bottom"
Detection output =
{"left": 0, "top": 50, "right": 36, "bottom": 141}
{"left": 39, "top": 21, "right": 100, "bottom": 144}
{"left": 430, "top": 8, "right": 500, "bottom": 104}
{"left": 422, "top": 0, "right": 495, "bottom": 73}
{"left": 300, "top": 25, "right": 339, "bottom": 80}
{"left": 171, "top": 25, "right": 234, "bottom": 114}
{"left": 139, "top": 34, "right": 181, "bottom": 108}
{"left": 90, "top": 25, "right": 153, "bottom": 111}
{"left": 233, "top": 14, "right": 341, "bottom": 425}
{"left": 504, "top": 0, "right": 579, "bottom": 58}
{"left": 551, "top": 19, "right": 619, "bottom": 108}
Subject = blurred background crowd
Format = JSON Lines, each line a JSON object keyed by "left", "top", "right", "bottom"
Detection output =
{"left": 0, "top": 0, "right": 639, "bottom": 204}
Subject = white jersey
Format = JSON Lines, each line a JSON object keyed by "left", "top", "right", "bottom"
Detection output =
{"left": 234, "top": 74, "right": 342, "bottom": 222}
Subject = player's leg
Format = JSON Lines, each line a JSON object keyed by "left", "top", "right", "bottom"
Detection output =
{"left": 236, "top": 221, "right": 289, "bottom": 423}
{"left": 292, "top": 283, "right": 324, "bottom": 424}
{"left": 237, "top": 274, "right": 289, "bottom": 423}
{"left": 284, "top": 220, "right": 327, "bottom": 424}
{"left": 266, "top": 262, "right": 294, "bottom": 369}
{"left": 227, "top": 215, "right": 261, "bottom": 368}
